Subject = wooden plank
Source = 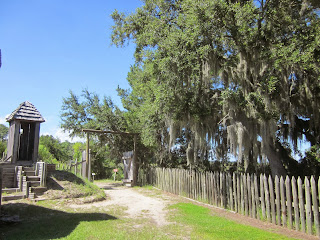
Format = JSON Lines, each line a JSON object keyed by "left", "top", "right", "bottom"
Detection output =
{"left": 298, "top": 177, "right": 306, "bottom": 233}
{"left": 251, "top": 174, "right": 256, "bottom": 219}
{"left": 208, "top": 172, "right": 211, "bottom": 203}
{"left": 286, "top": 176, "right": 293, "bottom": 229}
{"left": 264, "top": 175, "right": 271, "bottom": 222}
{"left": 210, "top": 172, "right": 214, "bottom": 205}
{"left": 203, "top": 172, "right": 206, "bottom": 201}
{"left": 196, "top": 171, "right": 199, "bottom": 200}
{"left": 214, "top": 172, "right": 218, "bottom": 206}
{"left": 311, "top": 176, "right": 320, "bottom": 237}
{"left": 218, "top": 171, "right": 221, "bottom": 207}
{"left": 305, "top": 177, "right": 312, "bottom": 235}
{"left": 237, "top": 174, "right": 241, "bottom": 213}
{"left": 223, "top": 172, "right": 227, "bottom": 208}
{"left": 269, "top": 175, "right": 276, "bottom": 224}
{"left": 260, "top": 174, "right": 266, "bottom": 220}
{"left": 254, "top": 174, "right": 259, "bottom": 220}
{"left": 244, "top": 174, "right": 248, "bottom": 216}
{"left": 233, "top": 173, "right": 237, "bottom": 212}
{"left": 241, "top": 174, "right": 245, "bottom": 214}
{"left": 204, "top": 172, "right": 208, "bottom": 203}
{"left": 220, "top": 172, "right": 223, "bottom": 207}
{"left": 205, "top": 172, "right": 209, "bottom": 203}
{"left": 280, "top": 176, "right": 286, "bottom": 227}
{"left": 292, "top": 176, "right": 300, "bottom": 231}
{"left": 228, "top": 173, "right": 233, "bottom": 211}
{"left": 275, "top": 175, "right": 281, "bottom": 225}
{"left": 247, "top": 173, "right": 252, "bottom": 217}
{"left": 211, "top": 172, "right": 215, "bottom": 205}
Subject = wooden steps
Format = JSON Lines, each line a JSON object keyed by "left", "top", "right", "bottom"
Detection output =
{"left": 2, "top": 188, "right": 20, "bottom": 194}
{"left": 1, "top": 163, "right": 48, "bottom": 201}
{"left": 2, "top": 193, "right": 25, "bottom": 201}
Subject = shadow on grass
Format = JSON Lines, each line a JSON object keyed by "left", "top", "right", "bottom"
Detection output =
{"left": 46, "top": 170, "right": 87, "bottom": 191}
{"left": 50, "top": 170, "right": 85, "bottom": 184}
{"left": 0, "top": 203, "right": 117, "bottom": 240}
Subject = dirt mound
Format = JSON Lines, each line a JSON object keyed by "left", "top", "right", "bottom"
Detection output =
{"left": 43, "top": 170, "right": 105, "bottom": 202}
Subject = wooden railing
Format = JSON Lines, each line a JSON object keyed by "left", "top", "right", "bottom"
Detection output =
{"left": 143, "top": 168, "right": 320, "bottom": 237}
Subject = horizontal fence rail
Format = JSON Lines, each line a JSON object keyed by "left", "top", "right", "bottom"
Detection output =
{"left": 141, "top": 168, "right": 320, "bottom": 237}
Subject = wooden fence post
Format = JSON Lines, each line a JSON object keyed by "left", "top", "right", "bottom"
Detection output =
{"left": 305, "top": 177, "right": 312, "bottom": 235}
{"left": 292, "top": 176, "right": 300, "bottom": 231}
{"left": 233, "top": 173, "right": 237, "bottom": 212}
{"left": 269, "top": 175, "right": 276, "bottom": 224}
{"left": 250, "top": 174, "right": 255, "bottom": 218}
{"left": 260, "top": 174, "right": 266, "bottom": 220}
{"left": 298, "top": 177, "right": 306, "bottom": 233}
{"left": 286, "top": 176, "right": 293, "bottom": 229}
{"left": 264, "top": 175, "right": 271, "bottom": 222}
{"left": 243, "top": 174, "right": 248, "bottom": 216}
{"left": 247, "top": 173, "right": 252, "bottom": 217}
{"left": 311, "top": 176, "right": 320, "bottom": 237}
{"left": 229, "top": 173, "right": 233, "bottom": 211}
{"left": 254, "top": 174, "right": 259, "bottom": 219}
{"left": 275, "top": 175, "right": 281, "bottom": 225}
{"left": 280, "top": 176, "right": 286, "bottom": 227}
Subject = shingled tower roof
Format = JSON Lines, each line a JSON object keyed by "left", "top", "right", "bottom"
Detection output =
{"left": 6, "top": 101, "right": 45, "bottom": 123}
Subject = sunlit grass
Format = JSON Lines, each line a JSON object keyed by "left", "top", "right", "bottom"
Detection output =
{"left": 169, "top": 203, "right": 294, "bottom": 240}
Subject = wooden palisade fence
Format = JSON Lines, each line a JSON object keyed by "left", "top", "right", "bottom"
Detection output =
{"left": 57, "top": 159, "right": 87, "bottom": 178}
{"left": 141, "top": 168, "right": 320, "bottom": 237}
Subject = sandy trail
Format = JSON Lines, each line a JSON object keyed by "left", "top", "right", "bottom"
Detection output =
{"left": 70, "top": 182, "right": 170, "bottom": 226}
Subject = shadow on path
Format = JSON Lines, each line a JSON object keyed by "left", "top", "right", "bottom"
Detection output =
{"left": 0, "top": 203, "right": 117, "bottom": 240}
{"left": 96, "top": 182, "right": 123, "bottom": 190}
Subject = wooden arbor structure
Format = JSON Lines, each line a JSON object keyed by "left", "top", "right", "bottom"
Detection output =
{"left": 82, "top": 129, "right": 139, "bottom": 185}
{"left": 5, "top": 101, "right": 45, "bottom": 165}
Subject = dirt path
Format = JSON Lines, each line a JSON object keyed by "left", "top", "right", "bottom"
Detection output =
{"left": 70, "top": 182, "right": 318, "bottom": 240}
{"left": 70, "top": 182, "right": 172, "bottom": 226}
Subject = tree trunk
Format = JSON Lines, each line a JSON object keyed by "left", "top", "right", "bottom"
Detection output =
{"left": 265, "top": 139, "right": 287, "bottom": 178}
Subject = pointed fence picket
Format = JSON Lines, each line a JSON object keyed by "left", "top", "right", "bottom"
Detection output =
{"left": 143, "top": 167, "right": 320, "bottom": 237}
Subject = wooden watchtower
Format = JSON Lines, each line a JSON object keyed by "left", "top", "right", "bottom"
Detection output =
{"left": 5, "top": 101, "right": 45, "bottom": 165}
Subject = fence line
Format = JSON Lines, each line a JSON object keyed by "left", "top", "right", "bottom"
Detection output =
{"left": 57, "top": 159, "right": 87, "bottom": 178}
{"left": 141, "top": 167, "right": 320, "bottom": 237}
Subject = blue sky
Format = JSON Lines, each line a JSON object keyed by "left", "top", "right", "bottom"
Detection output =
{"left": 0, "top": 0, "right": 142, "bottom": 141}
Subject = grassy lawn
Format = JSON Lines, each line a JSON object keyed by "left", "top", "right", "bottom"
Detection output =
{"left": 169, "top": 203, "right": 293, "bottom": 240}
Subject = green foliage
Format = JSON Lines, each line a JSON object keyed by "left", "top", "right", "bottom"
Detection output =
{"left": 299, "top": 145, "right": 320, "bottom": 176}
{"left": 60, "top": 89, "right": 155, "bottom": 177}
{"left": 38, "top": 144, "right": 59, "bottom": 164}
{"left": 72, "top": 142, "right": 84, "bottom": 161}
{"left": 0, "top": 141, "right": 6, "bottom": 157}
{"left": 0, "top": 123, "right": 8, "bottom": 141}
{"left": 40, "top": 135, "right": 73, "bottom": 162}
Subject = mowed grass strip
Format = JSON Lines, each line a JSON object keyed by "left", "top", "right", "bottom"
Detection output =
{"left": 170, "top": 203, "right": 295, "bottom": 240}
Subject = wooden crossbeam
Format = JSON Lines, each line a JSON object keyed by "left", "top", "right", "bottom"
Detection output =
{"left": 81, "top": 129, "right": 138, "bottom": 135}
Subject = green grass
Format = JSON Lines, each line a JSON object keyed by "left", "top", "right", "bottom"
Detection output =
{"left": 169, "top": 203, "right": 295, "bottom": 240}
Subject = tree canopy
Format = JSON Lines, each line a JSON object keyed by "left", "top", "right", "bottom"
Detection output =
{"left": 109, "top": 0, "right": 320, "bottom": 176}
